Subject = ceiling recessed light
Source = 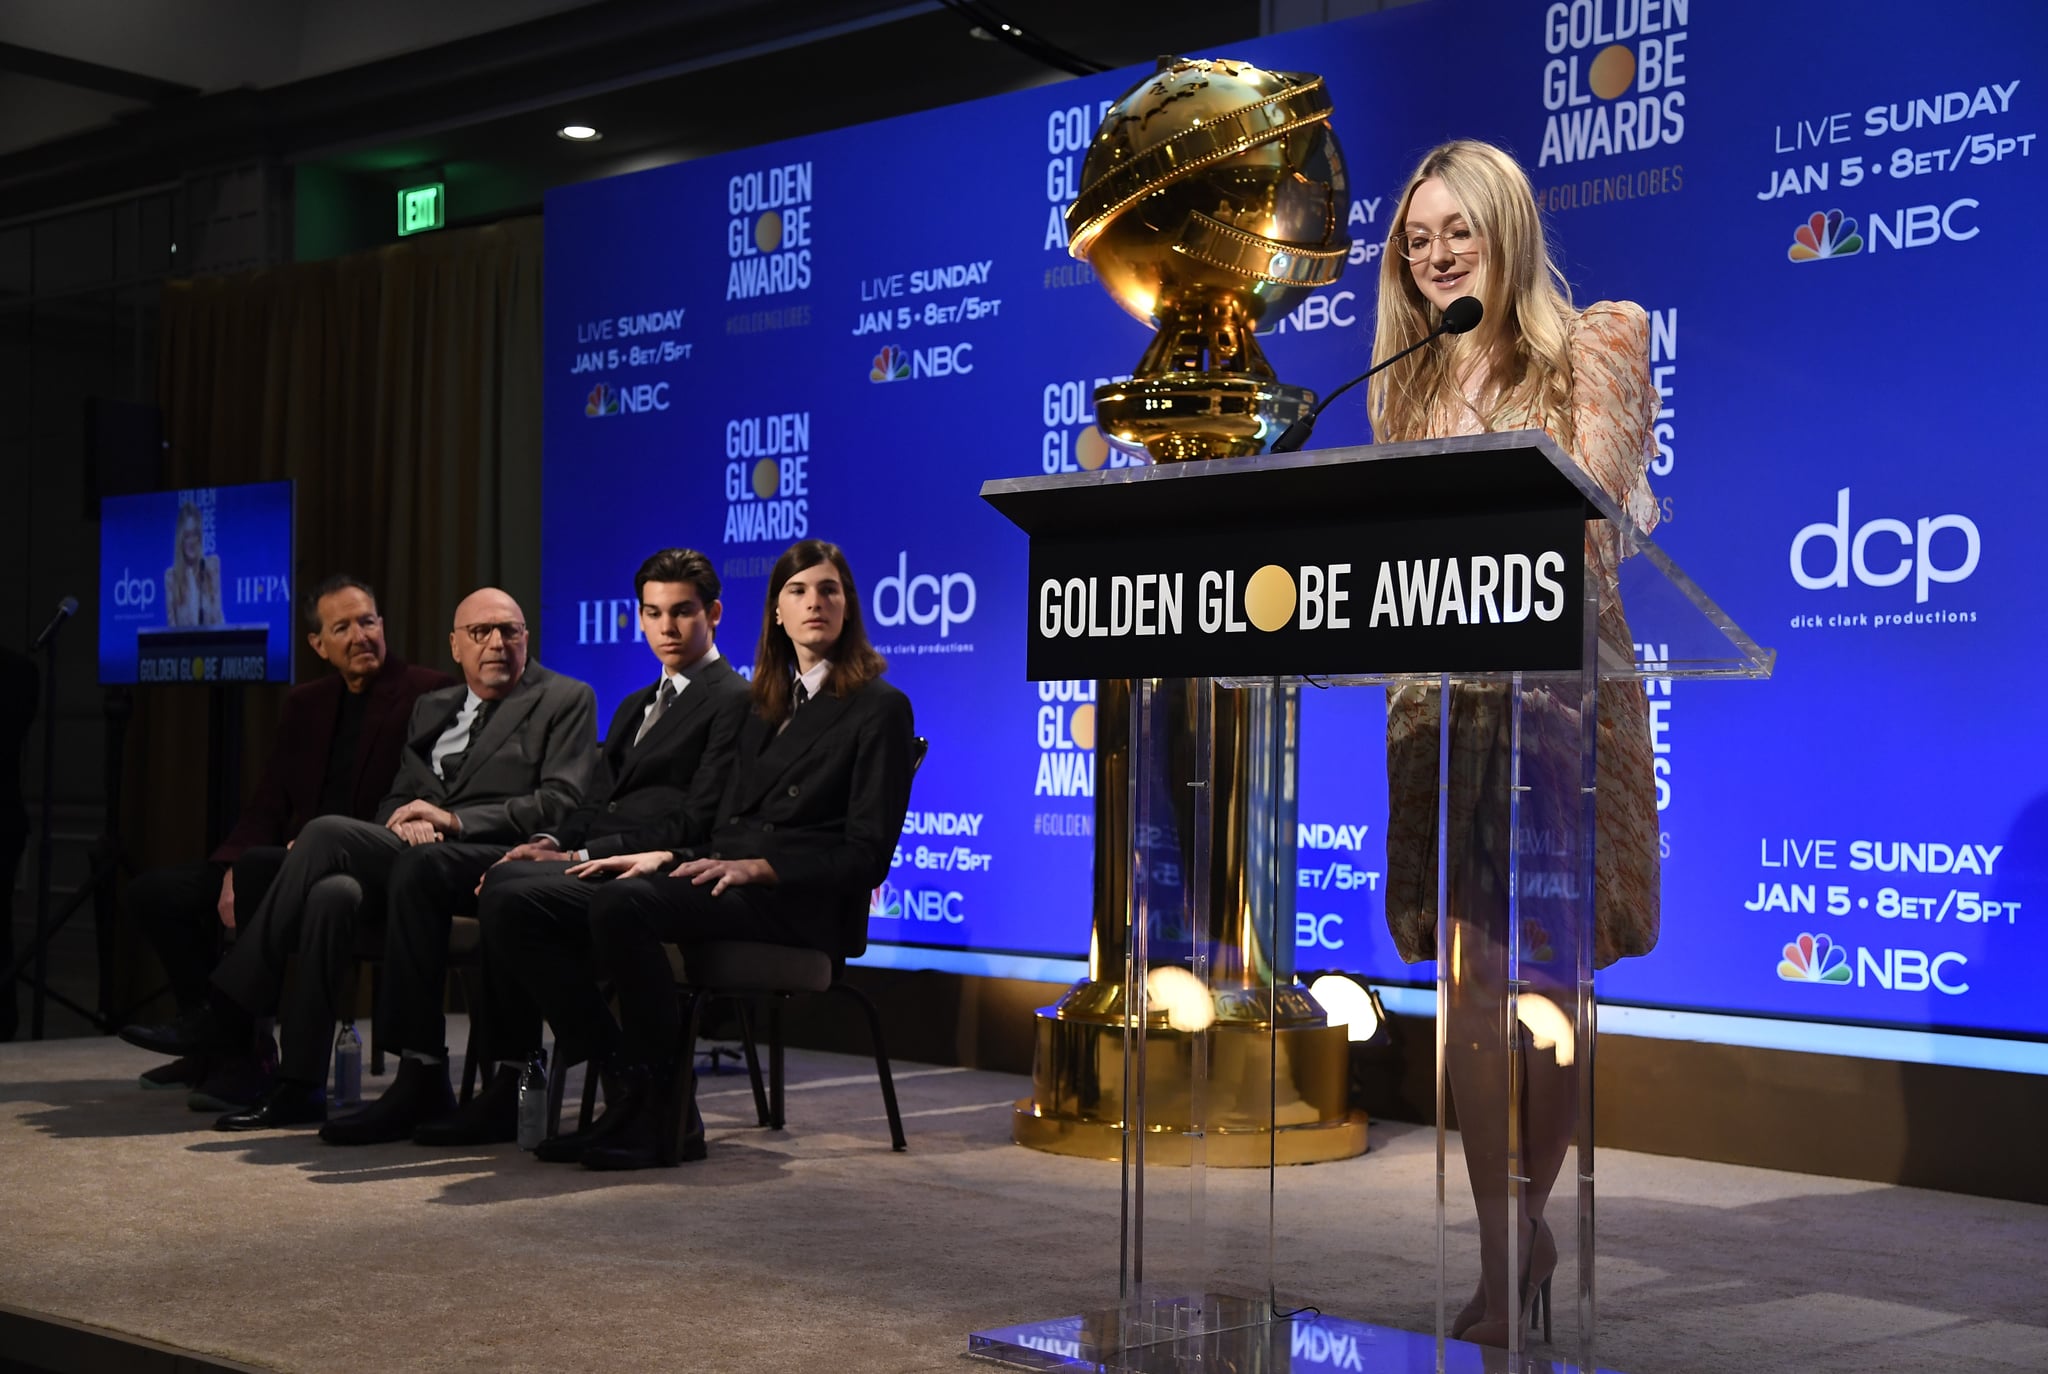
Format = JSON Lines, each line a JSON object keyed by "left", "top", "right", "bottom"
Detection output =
{"left": 557, "top": 125, "right": 602, "bottom": 141}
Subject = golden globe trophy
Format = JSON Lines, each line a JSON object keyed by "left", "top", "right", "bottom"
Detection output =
{"left": 1012, "top": 58, "right": 1366, "bottom": 1167}
{"left": 1067, "top": 57, "right": 1350, "bottom": 462}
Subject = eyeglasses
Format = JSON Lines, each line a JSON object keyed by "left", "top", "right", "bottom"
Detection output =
{"left": 458, "top": 621, "right": 527, "bottom": 645}
{"left": 1391, "top": 226, "right": 1480, "bottom": 264}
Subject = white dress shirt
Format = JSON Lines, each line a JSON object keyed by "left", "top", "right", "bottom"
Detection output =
{"left": 430, "top": 689, "right": 486, "bottom": 780}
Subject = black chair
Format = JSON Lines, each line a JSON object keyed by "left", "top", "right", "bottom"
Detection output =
{"left": 357, "top": 918, "right": 489, "bottom": 1105}
{"left": 676, "top": 947, "right": 906, "bottom": 1150}
{"left": 539, "top": 952, "right": 770, "bottom": 1141}
{"left": 665, "top": 735, "right": 928, "bottom": 1157}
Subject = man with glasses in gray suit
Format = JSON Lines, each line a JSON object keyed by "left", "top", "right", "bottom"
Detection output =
{"left": 122, "top": 587, "right": 598, "bottom": 1136}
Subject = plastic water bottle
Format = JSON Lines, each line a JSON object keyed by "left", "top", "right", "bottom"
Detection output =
{"left": 516, "top": 1049, "right": 549, "bottom": 1150}
{"left": 332, "top": 1022, "right": 362, "bottom": 1109}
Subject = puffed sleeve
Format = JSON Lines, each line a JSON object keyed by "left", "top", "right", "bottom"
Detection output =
{"left": 1567, "top": 301, "right": 1660, "bottom": 537}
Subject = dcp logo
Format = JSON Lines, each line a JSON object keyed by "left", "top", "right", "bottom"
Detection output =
{"left": 113, "top": 568, "right": 156, "bottom": 611}
{"left": 872, "top": 551, "right": 976, "bottom": 638}
{"left": 1791, "top": 488, "right": 1979, "bottom": 603}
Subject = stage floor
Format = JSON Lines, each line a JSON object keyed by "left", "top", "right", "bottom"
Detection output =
{"left": 1, "top": 1024, "right": 2043, "bottom": 1374}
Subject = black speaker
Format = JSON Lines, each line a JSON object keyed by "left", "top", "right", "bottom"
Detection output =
{"left": 83, "top": 397, "right": 164, "bottom": 520}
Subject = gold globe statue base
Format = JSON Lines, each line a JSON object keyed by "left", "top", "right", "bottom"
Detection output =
{"left": 1012, "top": 981, "right": 1368, "bottom": 1168}
{"left": 1094, "top": 376, "right": 1316, "bottom": 463}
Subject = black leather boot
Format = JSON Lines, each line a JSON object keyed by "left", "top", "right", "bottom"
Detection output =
{"left": 319, "top": 1056, "right": 455, "bottom": 1146}
{"left": 582, "top": 1061, "right": 704, "bottom": 1171}
{"left": 412, "top": 1064, "right": 520, "bottom": 1146}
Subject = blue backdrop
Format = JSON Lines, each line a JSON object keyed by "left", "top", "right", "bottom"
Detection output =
{"left": 543, "top": 0, "right": 2048, "bottom": 1043}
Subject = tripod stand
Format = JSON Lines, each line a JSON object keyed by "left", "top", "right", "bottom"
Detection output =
{"left": 5, "top": 603, "right": 134, "bottom": 1039}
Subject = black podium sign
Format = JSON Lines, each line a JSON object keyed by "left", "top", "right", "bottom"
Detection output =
{"left": 982, "top": 435, "right": 1605, "bottom": 681}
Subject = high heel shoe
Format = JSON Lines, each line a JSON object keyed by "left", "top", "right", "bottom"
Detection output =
{"left": 1526, "top": 1218, "right": 1556, "bottom": 1343}
{"left": 1458, "top": 1218, "right": 1557, "bottom": 1348}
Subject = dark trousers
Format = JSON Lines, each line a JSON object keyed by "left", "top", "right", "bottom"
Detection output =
{"left": 374, "top": 839, "right": 506, "bottom": 1061}
{"left": 477, "top": 862, "right": 619, "bottom": 1068}
{"left": 587, "top": 875, "right": 828, "bottom": 1066}
{"left": 213, "top": 818, "right": 408, "bottom": 1082}
{"left": 128, "top": 848, "right": 287, "bottom": 1012}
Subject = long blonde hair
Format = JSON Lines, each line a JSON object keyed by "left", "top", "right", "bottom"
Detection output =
{"left": 1367, "top": 140, "right": 1576, "bottom": 447}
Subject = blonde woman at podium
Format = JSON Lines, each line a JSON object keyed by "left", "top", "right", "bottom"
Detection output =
{"left": 165, "top": 499, "right": 225, "bottom": 627}
{"left": 1369, "top": 138, "right": 1662, "bottom": 1349}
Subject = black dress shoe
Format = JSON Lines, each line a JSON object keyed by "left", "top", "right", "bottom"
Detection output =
{"left": 534, "top": 1061, "right": 627, "bottom": 1163}
{"left": 140, "top": 1053, "right": 209, "bottom": 1090}
{"left": 215, "top": 1079, "right": 325, "bottom": 1131}
{"left": 188, "top": 1046, "right": 277, "bottom": 1113}
{"left": 121, "top": 1003, "right": 241, "bottom": 1058}
{"left": 413, "top": 1065, "right": 519, "bottom": 1146}
{"left": 319, "top": 1057, "right": 456, "bottom": 1146}
{"left": 560, "top": 1061, "right": 658, "bottom": 1168}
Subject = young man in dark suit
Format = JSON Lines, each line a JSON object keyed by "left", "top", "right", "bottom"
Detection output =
{"left": 122, "top": 587, "right": 599, "bottom": 1134}
{"left": 414, "top": 548, "right": 751, "bottom": 1145}
{"left": 529, "top": 539, "right": 916, "bottom": 1170}
{"left": 119, "top": 576, "right": 452, "bottom": 1103}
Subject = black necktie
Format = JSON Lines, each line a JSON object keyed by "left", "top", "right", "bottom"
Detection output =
{"left": 790, "top": 679, "right": 810, "bottom": 719}
{"left": 440, "top": 699, "right": 497, "bottom": 781}
{"left": 635, "top": 678, "right": 677, "bottom": 746}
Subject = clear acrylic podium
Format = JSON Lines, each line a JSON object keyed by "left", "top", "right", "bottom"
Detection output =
{"left": 970, "top": 432, "right": 1772, "bottom": 1374}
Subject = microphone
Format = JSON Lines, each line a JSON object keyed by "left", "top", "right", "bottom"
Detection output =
{"left": 31, "top": 597, "right": 78, "bottom": 652}
{"left": 1268, "top": 295, "right": 1484, "bottom": 454}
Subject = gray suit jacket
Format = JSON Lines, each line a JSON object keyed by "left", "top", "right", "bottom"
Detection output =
{"left": 374, "top": 661, "right": 599, "bottom": 843}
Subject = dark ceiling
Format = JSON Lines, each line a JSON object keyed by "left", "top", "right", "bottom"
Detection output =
{"left": 0, "top": 1, "right": 1270, "bottom": 233}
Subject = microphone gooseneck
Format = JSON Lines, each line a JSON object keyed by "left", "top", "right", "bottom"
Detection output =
{"left": 1268, "top": 295, "right": 1485, "bottom": 454}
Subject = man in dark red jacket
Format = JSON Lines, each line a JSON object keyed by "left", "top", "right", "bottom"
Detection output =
{"left": 124, "top": 575, "right": 451, "bottom": 1107}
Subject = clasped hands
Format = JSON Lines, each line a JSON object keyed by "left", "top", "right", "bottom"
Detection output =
{"left": 385, "top": 799, "right": 461, "bottom": 847}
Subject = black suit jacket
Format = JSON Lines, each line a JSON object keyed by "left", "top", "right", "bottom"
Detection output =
{"left": 686, "top": 676, "right": 916, "bottom": 956}
{"left": 377, "top": 661, "right": 599, "bottom": 843}
{"left": 550, "top": 656, "right": 751, "bottom": 859}
{"left": 212, "top": 656, "right": 456, "bottom": 864}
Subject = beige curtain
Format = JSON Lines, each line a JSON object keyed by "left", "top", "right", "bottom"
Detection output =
{"left": 128, "top": 218, "right": 542, "bottom": 880}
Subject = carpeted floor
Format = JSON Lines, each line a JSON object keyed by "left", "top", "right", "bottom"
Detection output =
{"left": 1, "top": 1025, "right": 2043, "bottom": 1374}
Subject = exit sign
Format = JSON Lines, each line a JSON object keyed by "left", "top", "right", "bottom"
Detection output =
{"left": 397, "top": 183, "right": 445, "bottom": 236}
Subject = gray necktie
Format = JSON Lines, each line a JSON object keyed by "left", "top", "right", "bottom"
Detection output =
{"left": 634, "top": 678, "right": 677, "bottom": 746}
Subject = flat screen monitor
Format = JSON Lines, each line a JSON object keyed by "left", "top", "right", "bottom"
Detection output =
{"left": 97, "top": 480, "right": 296, "bottom": 685}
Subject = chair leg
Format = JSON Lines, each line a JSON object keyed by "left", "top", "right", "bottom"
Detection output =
{"left": 544, "top": 1040, "right": 567, "bottom": 1138}
{"left": 733, "top": 998, "right": 770, "bottom": 1127}
{"left": 830, "top": 979, "right": 906, "bottom": 1152}
{"left": 767, "top": 996, "right": 786, "bottom": 1131}
{"left": 462, "top": 1016, "right": 486, "bottom": 1104}
{"left": 663, "top": 990, "right": 707, "bottom": 1167}
{"left": 455, "top": 967, "right": 486, "bottom": 1106}
{"left": 368, "top": 964, "right": 385, "bottom": 1076}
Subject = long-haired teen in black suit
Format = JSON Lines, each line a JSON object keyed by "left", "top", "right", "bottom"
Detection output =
{"left": 558, "top": 539, "right": 916, "bottom": 1169}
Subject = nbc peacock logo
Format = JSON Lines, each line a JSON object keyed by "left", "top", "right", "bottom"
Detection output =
{"left": 584, "top": 382, "right": 619, "bottom": 417}
{"left": 1788, "top": 210, "right": 1863, "bottom": 263}
{"left": 869, "top": 345, "right": 911, "bottom": 383}
{"left": 868, "top": 880, "right": 903, "bottom": 919}
{"left": 1777, "top": 931, "right": 1850, "bottom": 984}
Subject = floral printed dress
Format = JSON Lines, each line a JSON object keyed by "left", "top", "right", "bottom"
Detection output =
{"left": 1381, "top": 301, "right": 1663, "bottom": 970}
